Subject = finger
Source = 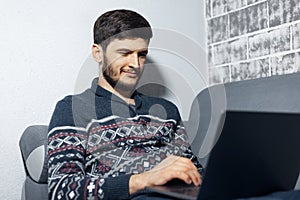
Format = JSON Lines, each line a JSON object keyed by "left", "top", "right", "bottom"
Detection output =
{"left": 149, "top": 156, "right": 202, "bottom": 186}
{"left": 188, "top": 169, "right": 202, "bottom": 186}
{"left": 170, "top": 160, "right": 202, "bottom": 186}
{"left": 174, "top": 171, "right": 193, "bottom": 185}
{"left": 164, "top": 165, "right": 199, "bottom": 185}
{"left": 173, "top": 166, "right": 201, "bottom": 186}
{"left": 174, "top": 157, "right": 199, "bottom": 171}
{"left": 180, "top": 159, "right": 202, "bottom": 186}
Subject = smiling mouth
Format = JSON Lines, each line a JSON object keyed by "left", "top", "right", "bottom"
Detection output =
{"left": 121, "top": 69, "right": 139, "bottom": 77}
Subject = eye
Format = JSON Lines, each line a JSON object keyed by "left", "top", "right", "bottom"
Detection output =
{"left": 138, "top": 50, "right": 148, "bottom": 58}
{"left": 117, "top": 49, "right": 132, "bottom": 56}
{"left": 119, "top": 51, "right": 130, "bottom": 56}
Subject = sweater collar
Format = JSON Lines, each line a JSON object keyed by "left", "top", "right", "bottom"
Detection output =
{"left": 91, "top": 77, "right": 142, "bottom": 108}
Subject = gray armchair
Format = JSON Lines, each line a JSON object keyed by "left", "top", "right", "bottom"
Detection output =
{"left": 19, "top": 72, "right": 300, "bottom": 199}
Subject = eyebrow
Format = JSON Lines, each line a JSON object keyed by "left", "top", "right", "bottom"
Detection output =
{"left": 116, "top": 48, "right": 148, "bottom": 54}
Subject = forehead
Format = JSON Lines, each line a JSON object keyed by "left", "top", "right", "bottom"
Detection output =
{"left": 106, "top": 38, "right": 149, "bottom": 52}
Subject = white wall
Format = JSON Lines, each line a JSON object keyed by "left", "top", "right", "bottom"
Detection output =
{"left": 0, "top": 0, "right": 207, "bottom": 199}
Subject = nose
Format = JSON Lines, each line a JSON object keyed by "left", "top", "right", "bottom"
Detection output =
{"left": 128, "top": 53, "right": 140, "bottom": 68}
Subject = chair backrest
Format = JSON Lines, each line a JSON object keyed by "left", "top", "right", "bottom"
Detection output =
{"left": 19, "top": 125, "right": 48, "bottom": 200}
{"left": 187, "top": 72, "right": 300, "bottom": 165}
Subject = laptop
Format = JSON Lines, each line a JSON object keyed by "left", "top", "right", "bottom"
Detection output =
{"left": 146, "top": 110, "right": 300, "bottom": 200}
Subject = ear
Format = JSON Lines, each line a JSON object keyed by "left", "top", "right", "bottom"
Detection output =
{"left": 92, "top": 44, "right": 103, "bottom": 63}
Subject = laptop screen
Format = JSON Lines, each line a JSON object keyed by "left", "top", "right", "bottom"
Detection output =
{"left": 198, "top": 110, "right": 300, "bottom": 200}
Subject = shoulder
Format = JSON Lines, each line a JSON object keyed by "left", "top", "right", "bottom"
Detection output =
{"left": 48, "top": 95, "right": 74, "bottom": 131}
{"left": 54, "top": 88, "right": 95, "bottom": 112}
{"left": 48, "top": 89, "right": 93, "bottom": 131}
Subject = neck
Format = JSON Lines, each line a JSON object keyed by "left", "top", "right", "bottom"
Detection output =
{"left": 98, "top": 76, "right": 135, "bottom": 105}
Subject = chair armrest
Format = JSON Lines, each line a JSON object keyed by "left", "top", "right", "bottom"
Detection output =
{"left": 19, "top": 125, "right": 48, "bottom": 183}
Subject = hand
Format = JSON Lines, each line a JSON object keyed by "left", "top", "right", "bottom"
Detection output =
{"left": 129, "top": 155, "right": 202, "bottom": 194}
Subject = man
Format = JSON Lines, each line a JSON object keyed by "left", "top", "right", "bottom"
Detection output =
{"left": 48, "top": 9, "right": 203, "bottom": 200}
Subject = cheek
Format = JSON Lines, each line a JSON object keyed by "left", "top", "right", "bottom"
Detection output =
{"left": 139, "top": 59, "right": 146, "bottom": 70}
{"left": 108, "top": 57, "right": 126, "bottom": 70}
{"left": 106, "top": 65, "right": 119, "bottom": 77}
{"left": 139, "top": 58, "right": 147, "bottom": 66}
{"left": 104, "top": 60, "right": 120, "bottom": 75}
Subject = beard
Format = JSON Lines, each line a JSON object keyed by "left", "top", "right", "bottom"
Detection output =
{"left": 102, "top": 56, "right": 140, "bottom": 93}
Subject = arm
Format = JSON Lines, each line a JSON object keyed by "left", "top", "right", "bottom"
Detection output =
{"left": 174, "top": 121, "right": 204, "bottom": 174}
{"left": 129, "top": 108, "right": 203, "bottom": 194}
{"left": 48, "top": 99, "right": 131, "bottom": 200}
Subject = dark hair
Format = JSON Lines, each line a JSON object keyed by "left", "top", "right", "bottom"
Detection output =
{"left": 93, "top": 9, "right": 153, "bottom": 49}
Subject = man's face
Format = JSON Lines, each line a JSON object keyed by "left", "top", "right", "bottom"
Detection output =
{"left": 102, "top": 38, "right": 149, "bottom": 92}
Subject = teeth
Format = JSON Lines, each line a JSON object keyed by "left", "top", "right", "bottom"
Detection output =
{"left": 123, "top": 69, "right": 136, "bottom": 73}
